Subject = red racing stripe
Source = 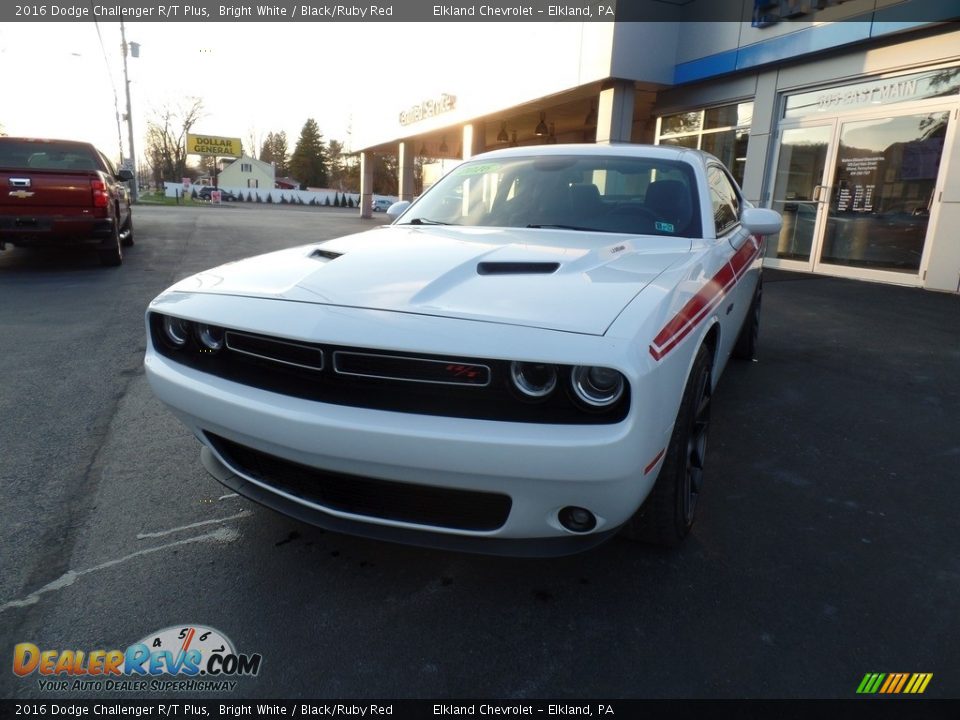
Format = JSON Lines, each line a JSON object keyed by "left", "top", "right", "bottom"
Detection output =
{"left": 644, "top": 448, "right": 666, "bottom": 475}
{"left": 649, "top": 238, "right": 760, "bottom": 361}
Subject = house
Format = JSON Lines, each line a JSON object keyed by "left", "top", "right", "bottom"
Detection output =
{"left": 218, "top": 155, "right": 275, "bottom": 189}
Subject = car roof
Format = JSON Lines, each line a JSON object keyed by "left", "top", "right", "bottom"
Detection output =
{"left": 468, "top": 142, "right": 717, "bottom": 168}
{"left": 0, "top": 137, "right": 98, "bottom": 150}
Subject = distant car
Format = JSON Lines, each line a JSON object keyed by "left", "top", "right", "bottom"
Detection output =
{"left": 145, "top": 144, "right": 781, "bottom": 555}
{"left": 371, "top": 198, "right": 393, "bottom": 212}
{"left": 0, "top": 137, "right": 134, "bottom": 266}
{"left": 198, "top": 187, "right": 236, "bottom": 202}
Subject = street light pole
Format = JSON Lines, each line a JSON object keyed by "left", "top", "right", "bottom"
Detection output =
{"left": 120, "top": 20, "right": 138, "bottom": 201}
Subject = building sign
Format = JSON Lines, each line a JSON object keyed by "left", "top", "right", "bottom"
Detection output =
{"left": 752, "top": 0, "right": 851, "bottom": 27}
{"left": 784, "top": 67, "right": 960, "bottom": 119}
{"left": 186, "top": 133, "right": 242, "bottom": 157}
{"left": 399, "top": 93, "right": 457, "bottom": 127}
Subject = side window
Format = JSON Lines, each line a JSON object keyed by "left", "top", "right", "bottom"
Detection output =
{"left": 707, "top": 165, "right": 741, "bottom": 236}
{"left": 98, "top": 152, "right": 115, "bottom": 175}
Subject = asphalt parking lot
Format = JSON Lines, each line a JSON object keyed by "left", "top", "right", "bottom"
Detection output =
{"left": 0, "top": 204, "right": 957, "bottom": 700}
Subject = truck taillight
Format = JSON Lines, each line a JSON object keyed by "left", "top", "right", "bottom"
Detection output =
{"left": 91, "top": 180, "right": 109, "bottom": 208}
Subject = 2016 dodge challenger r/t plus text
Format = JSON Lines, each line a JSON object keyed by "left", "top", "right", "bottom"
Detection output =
{"left": 144, "top": 144, "right": 781, "bottom": 556}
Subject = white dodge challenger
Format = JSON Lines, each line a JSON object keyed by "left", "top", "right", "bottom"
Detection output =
{"left": 145, "top": 144, "right": 781, "bottom": 556}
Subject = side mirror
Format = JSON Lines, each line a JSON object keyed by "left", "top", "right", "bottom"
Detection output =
{"left": 117, "top": 169, "right": 134, "bottom": 181}
{"left": 386, "top": 201, "right": 411, "bottom": 221}
{"left": 741, "top": 207, "right": 782, "bottom": 236}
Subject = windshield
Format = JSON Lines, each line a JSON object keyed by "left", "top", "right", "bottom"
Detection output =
{"left": 399, "top": 154, "right": 702, "bottom": 238}
{"left": 0, "top": 140, "right": 101, "bottom": 172}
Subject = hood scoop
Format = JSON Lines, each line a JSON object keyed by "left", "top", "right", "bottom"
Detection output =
{"left": 310, "top": 248, "right": 343, "bottom": 261}
{"left": 477, "top": 261, "right": 560, "bottom": 276}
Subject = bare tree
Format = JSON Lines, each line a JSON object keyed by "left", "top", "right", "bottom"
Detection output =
{"left": 144, "top": 98, "right": 204, "bottom": 186}
{"left": 245, "top": 126, "right": 261, "bottom": 160}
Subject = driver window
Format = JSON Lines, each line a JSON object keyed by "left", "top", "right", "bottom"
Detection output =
{"left": 707, "top": 165, "right": 741, "bottom": 236}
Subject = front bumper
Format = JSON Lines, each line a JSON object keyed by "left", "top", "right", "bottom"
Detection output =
{"left": 145, "top": 351, "right": 665, "bottom": 555}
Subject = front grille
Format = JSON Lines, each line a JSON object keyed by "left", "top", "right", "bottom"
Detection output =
{"left": 225, "top": 331, "right": 325, "bottom": 371}
{"left": 206, "top": 432, "right": 512, "bottom": 532}
{"left": 333, "top": 351, "right": 490, "bottom": 386}
{"left": 149, "top": 313, "right": 630, "bottom": 424}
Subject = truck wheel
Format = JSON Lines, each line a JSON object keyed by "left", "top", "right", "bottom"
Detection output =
{"left": 120, "top": 214, "right": 135, "bottom": 247}
{"left": 621, "top": 344, "right": 713, "bottom": 547}
{"left": 98, "top": 224, "right": 123, "bottom": 267}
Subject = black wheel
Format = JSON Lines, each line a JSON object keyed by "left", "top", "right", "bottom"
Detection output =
{"left": 621, "top": 344, "right": 713, "bottom": 546}
{"left": 732, "top": 278, "right": 761, "bottom": 361}
{"left": 120, "top": 213, "right": 135, "bottom": 247}
{"left": 98, "top": 221, "right": 123, "bottom": 267}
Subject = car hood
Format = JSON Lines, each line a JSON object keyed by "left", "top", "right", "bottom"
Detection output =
{"left": 167, "top": 225, "right": 691, "bottom": 335}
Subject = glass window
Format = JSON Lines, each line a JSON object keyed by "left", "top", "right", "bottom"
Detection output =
{"left": 656, "top": 102, "right": 753, "bottom": 185}
{"left": 784, "top": 66, "right": 960, "bottom": 120}
{"left": 0, "top": 141, "right": 100, "bottom": 171}
{"left": 704, "top": 102, "right": 753, "bottom": 130}
{"left": 821, "top": 111, "right": 948, "bottom": 272}
{"left": 707, "top": 165, "right": 741, "bottom": 236}
{"left": 658, "top": 135, "right": 699, "bottom": 149}
{"left": 397, "top": 154, "right": 703, "bottom": 238}
{"left": 660, "top": 111, "right": 702, "bottom": 136}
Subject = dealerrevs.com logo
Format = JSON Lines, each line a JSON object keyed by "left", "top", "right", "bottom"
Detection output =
{"left": 13, "top": 625, "right": 262, "bottom": 692}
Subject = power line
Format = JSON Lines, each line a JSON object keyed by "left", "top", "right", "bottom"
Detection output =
{"left": 90, "top": 13, "right": 124, "bottom": 161}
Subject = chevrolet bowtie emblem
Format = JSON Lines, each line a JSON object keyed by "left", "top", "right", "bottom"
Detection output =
{"left": 9, "top": 190, "right": 35, "bottom": 199}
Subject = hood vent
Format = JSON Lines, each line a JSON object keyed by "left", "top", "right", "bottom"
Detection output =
{"left": 310, "top": 248, "right": 343, "bottom": 261}
{"left": 477, "top": 261, "right": 560, "bottom": 276}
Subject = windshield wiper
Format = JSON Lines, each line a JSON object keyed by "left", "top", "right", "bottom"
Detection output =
{"left": 406, "top": 217, "right": 455, "bottom": 225}
{"left": 526, "top": 223, "right": 609, "bottom": 232}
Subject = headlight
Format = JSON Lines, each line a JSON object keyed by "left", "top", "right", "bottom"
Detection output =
{"left": 570, "top": 366, "right": 625, "bottom": 408}
{"left": 161, "top": 315, "right": 191, "bottom": 347}
{"left": 196, "top": 324, "right": 224, "bottom": 351}
{"left": 510, "top": 361, "right": 557, "bottom": 399}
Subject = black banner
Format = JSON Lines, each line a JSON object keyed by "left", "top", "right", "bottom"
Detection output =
{"left": 1, "top": 699, "right": 959, "bottom": 720}
{"left": 1, "top": 0, "right": 958, "bottom": 23}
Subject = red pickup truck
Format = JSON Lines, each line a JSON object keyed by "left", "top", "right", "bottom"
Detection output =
{"left": 0, "top": 137, "right": 135, "bottom": 266}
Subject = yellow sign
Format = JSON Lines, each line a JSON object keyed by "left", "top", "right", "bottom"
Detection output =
{"left": 186, "top": 133, "right": 242, "bottom": 158}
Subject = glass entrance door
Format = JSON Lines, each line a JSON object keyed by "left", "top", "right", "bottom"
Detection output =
{"left": 817, "top": 109, "right": 950, "bottom": 275}
{"left": 766, "top": 124, "right": 834, "bottom": 268}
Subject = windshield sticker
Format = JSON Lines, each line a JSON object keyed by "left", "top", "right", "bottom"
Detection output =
{"left": 455, "top": 163, "right": 500, "bottom": 176}
{"left": 655, "top": 221, "right": 675, "bottom": 233}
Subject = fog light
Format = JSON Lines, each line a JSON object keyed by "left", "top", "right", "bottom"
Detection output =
{"left": 558, "top": 506, "right": 597, "bottom": 533}
{"left": 197, "top": 324, "right": 224, "bottom": 351}
{"left": 571, "top": 366, "right": 625, "bottom": 408}
{"left": 510, "top": 361, "right": 557, "bottom": 399}
{"left": 162, "top": 315, "right": 190, "bottom": 347}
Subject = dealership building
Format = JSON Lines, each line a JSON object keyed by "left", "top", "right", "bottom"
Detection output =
{"left": 356, "top": 3, "right": 960, "bottom": 292}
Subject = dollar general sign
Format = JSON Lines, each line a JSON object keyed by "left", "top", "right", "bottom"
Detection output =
{"left": 187, "top": 134, "right": 242, "bottom": 157}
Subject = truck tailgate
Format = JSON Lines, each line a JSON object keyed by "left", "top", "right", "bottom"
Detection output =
{"left": 2, "top": 170, "right": 96, "bottom": 210}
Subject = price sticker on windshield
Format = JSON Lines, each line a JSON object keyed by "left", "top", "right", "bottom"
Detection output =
{"left": 455, "top": 163, "right": 501, "bottom": 176}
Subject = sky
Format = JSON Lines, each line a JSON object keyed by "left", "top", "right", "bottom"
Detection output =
{"left": 0, "top": 21, "right": 581, "bottom": 167}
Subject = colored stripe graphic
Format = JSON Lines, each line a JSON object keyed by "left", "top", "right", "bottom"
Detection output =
{"left": 649, "top": 237, "right": 761, "bottom": 362}
{"left": 643, "top": 448, "right": 666, "bottom": 475}
{"left": 857, "top": 673, "right": 932, "bottom": 694}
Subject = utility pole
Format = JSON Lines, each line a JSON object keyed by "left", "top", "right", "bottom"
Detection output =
{"left": 120, "top": 21, "right": 138, "bottom": 201}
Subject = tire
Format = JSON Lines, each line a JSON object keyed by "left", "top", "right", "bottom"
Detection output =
{"left": 120, "top": 213, "right": 135, "bottom": 247}
{"left": 621, "top": 344, "right": 713, "bottom": 547}
{"left": 732, "top": 277, "right": 761, "bottom": 361}
{"left": 98, "top": 221, "right": 123, "bottom": 267}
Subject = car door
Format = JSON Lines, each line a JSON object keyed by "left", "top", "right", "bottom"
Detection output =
{"left": 705, "top": 163, "right": 760, "bottom": 369}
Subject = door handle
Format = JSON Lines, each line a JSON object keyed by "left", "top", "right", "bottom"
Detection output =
{"left": 812, "top": 185, "right": 830, "bottom": 203}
